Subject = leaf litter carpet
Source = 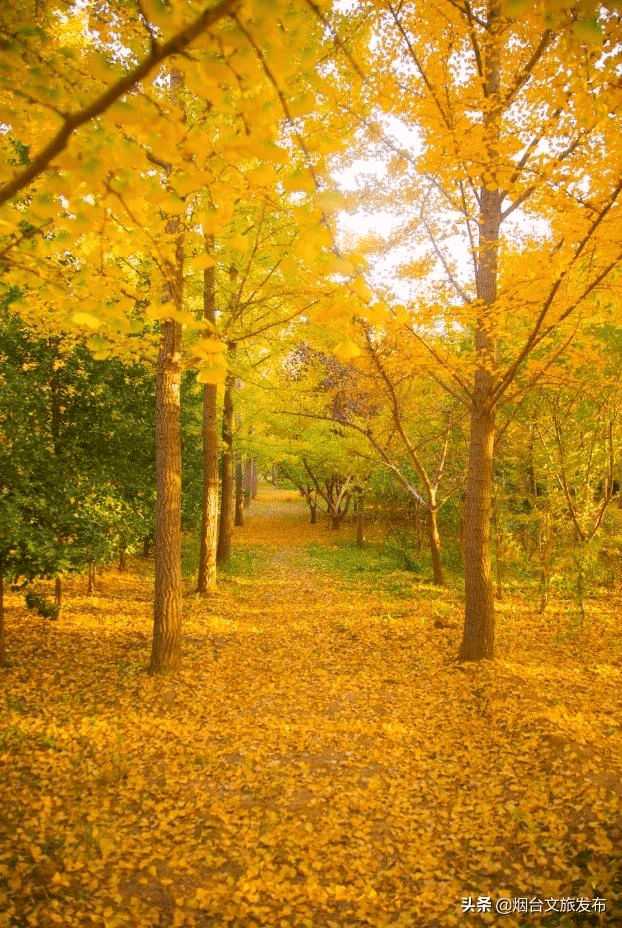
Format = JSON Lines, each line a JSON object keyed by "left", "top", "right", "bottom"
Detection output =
{"left": 1, "top": 488, "right": 621, "bottom": 927}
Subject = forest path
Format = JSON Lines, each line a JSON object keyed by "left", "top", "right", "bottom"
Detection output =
{"left": 185, "top": 484, "right": 438, "bottom": 679}
{"left": 210, "top": 484, "right": 367, "bottom": 608}
{"left": 3, "top": 488, "right": 622, "bottom": 928}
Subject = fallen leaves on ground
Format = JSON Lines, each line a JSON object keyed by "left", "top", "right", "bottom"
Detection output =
{"left": 1, "top": 489, "right": 621, "bottom": 927}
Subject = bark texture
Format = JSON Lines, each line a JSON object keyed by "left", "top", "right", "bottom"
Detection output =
{"left": 217, "top": 361, "right": 235, "bottom": 566}
{"left": 235, "top": 459, "right": 244, "bottom": 527}
{"left": 427, "top": 506, "right": 445, "bottom": 586}
{"left": 460, "top": 407, "right": 496, "bottom": 660}
{"left": 197, "top": 259, "right": 219, "bottom": 593}
{"left": 150, "top": 314, "right": 183, "bottom": 673}
{"left": 243, "top": 456, "right": 252, "bottom": 509}
{"left": 459, "top": 5, "right": 500, "bottom": 661}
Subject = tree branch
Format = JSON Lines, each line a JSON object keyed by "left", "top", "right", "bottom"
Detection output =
{"left": 0, "top": 0, "right": 241, "bottom": 207}
{"left": 492, "top": 176, "right": 622, "bottom": 405}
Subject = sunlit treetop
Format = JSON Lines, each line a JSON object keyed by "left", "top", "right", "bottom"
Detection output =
{"left": 0, "top": 0, "right": 375, "bottom": 366}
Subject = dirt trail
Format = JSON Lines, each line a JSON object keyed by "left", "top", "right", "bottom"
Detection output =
{"left": 227, "top": 484, "right": 339, "bottom": 579}
{"left": 196, "top": 485, "right": 376, "bottom": 632}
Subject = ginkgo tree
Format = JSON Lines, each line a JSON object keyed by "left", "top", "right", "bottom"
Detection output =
{"left": 273, "top": 325, "right": 467, "bottom": 582}
{"left": 0, "top": 0, "right": 366, "bottom": 672}
{"left": 332, "top": 0, "right": 622, "bottom": 659}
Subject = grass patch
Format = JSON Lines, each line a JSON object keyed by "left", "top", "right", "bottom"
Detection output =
{"left": 181, "top": 532, "right": 266, "bottom": 581}
{"left": 306, "top": 537, "right": 424, "bottom": 597}
{"left": 219, "top": 544, "right": 266, "bottom": 580}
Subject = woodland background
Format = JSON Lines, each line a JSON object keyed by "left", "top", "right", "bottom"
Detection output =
{"left": 1, "top": 0, "right": 622, "bottom": 926}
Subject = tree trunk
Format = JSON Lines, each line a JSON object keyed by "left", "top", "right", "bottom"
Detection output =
{"left": 143, "top": 536, "right": 151, "bottom": 558}
{"left": 414, "top": 502, "right": 424, "bottom": 555}
{"left": 427, "top": 506, "right": 445, "bottom": 586}
{"left": 150, "top": 314, "right": 183, "bottom": 674}
{"left": 458, "top": 11, "right": 501, "bottom": 661}
{"left": 197, "top": 380, "right": 219, "bottom": 591}
{"left": 235, "top": 458, "right": 244, "bottom": 527}
{"left": 331, "top": 513, "right": 343, "bottom": 530}
{"left": 119, "top": 545, "right": 127, "bottom": 571}
{"left": 310, "top": 500, "right": 317, "bottom": 524}
{"left": 149, "top": 84, "right": 184, "bottom": 674}
{"left": 217, "top": 361, "right": 235, "bottom": 566}
{"left": 197, "top": 256, "right": 219, "bottom": 593}
{"left": 54, "top": 577, "right": 63, "bottom": 618}
{"left": 243, "top": 456, "right": 252, "bottom": 509}
{"left": 459, "top": 406, "right": 496, "bottom": 660}
{"left": 251, "top": 459, "right": 258, "bottom": 499}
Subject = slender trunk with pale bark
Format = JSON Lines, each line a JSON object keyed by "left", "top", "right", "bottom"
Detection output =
{"left": 235, "top": 458, "right": 244, "bottom": 527}
{"left": 427, "top": 506, "right": 445, "bottom": 586}
{"left": 243, "top": 456, "right": 252, "bottom": 509}
{"left": 197, "top": 258, "right": 219, "bottom": 593}
{"left": 217, "top": 360, "right": 235, "bottom": 566}
{"left": 197, "top": 381, "right": 219, "bottom": 591}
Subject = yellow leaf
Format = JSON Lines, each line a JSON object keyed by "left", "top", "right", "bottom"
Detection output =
{"left": 315, "top": 190, "right": 346, "bottom": 212}
{"left": 196, "top": 361, "right": 227, "bottom": 384}
{"left": 361, "top": 301, "right": 389, "bottom": 324}
{"left": 194, "top": 337, "right": 226, "bottom": 357}
{"left": 282, "top": 171, "right": 316, "bottom": 194}
{"left": 97, "top": 836, "right": 114, "bottom": 862}
{"left": 189, "top": 253, "right": 217, "bottom": 271}
{"left": 350, "top": 277, "right": 372, "bottom": 302}
{"left": 248, "top": 163, "right": 277, "bottom": 188}
{"left": 72, "top": 312, "right": 101, "bottom": 329}
{"left": 327, "top": 256, "right": 355, "bottom": 277}
{"left": 228, "top": 234, "right": 247, "bottom": 253}
{"left": 334, "top": 339, "right": 361, "bottom": 360}
{"left": 312, "top": 305, "right": 340, "bottom": 324}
